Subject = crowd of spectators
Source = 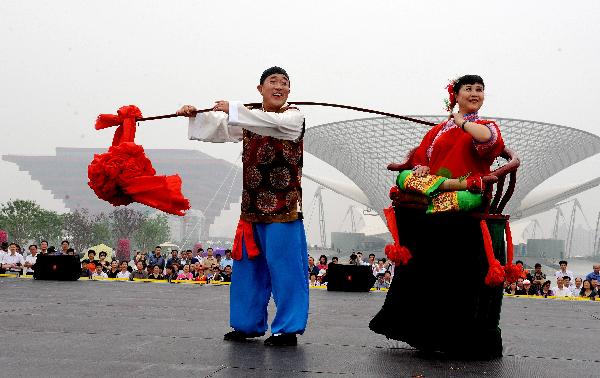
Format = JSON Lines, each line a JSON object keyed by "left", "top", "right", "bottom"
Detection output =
{"left": 503, "top": 260, "right": 599, "bottom": 300}
{"left": 0, "top": 241, "right": 233, "bottom": 284}
{"left": 2, "top": 240, "right": 599, "bottom": 299}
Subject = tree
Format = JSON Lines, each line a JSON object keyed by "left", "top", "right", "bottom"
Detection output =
{"left": 109, "top": 208, "right": 145, "bottom": 241}
{"left": 133, "top": 214, "right": 171, "bottom": 252}
{"left": 0, "top": 200, "right": 62, "bottom": 246}
{"left": 91, "top": 213, "right": 112, "bottom": 246}
{"left": 62, "top": 209, "right": 99, "bottom": 255}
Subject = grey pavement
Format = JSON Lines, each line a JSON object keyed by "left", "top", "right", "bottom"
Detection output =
{"left": 1, "top": 278, "right": 599, "bottom": 377}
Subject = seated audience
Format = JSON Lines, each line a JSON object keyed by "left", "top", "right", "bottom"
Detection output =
{"left": 97, "top": 251, "right": 109, "bottom": 270}
{"left": 1, "top": 243, "right": 25, "bottom": 274}
{"left": 585, "top": 264, "right": 600, "bottom": 283}
{"left": 317, "top": 255, "right": 328, "bottom": 271}
{"left": 177, "top": 264, "right": 193, "bottom": 280}
{"left": 308, "top": 256, "right": 320, "bottom": 276}
{"left": 92, "top": 264, "right": 108, "bottom": 278}
{"left": 164, "top": 265, "right": 177, "bottom": 282}
{"left": 522, "top": 280, "right": 537, "bottom": 295}
{"left": 148, "top": 265, "right": 164, "bottom": 280}
{"left": 202, "top": 248, "right": 218, "bottom": 273}
{"left": 106, "top": 260, "right": 120, "bottom": 278}
{"left": 211, "top": 266, "right": 224, "bottom": 282}
{"left": 131, "top": 261, "right": 149, "bottom": 280}
{"left": 166, "top": 250, "right": 180, "bottom": 267}
{"left": 220, "top": 249, "right": 234, "bottom": 270}
{"left": 149, "top": 246, "right": 166, "bottom": 270}
{"left": 572, "top": 277, "right": 583, "bottom": 295}
{"left": 220, "top": 265, "right": 232, "bottom": 282}
{"left": 552, "top": 277, "right": 572, "bottom": 297}
{"left": 579, "top": 279, "right": 597, "bottom": 300}
{"left": 23, "top": 244, "right": 39, "bottom": 275}
{"left": 505, "top": 282, "right": 517, "bottom": 295}
{"left": 309, "top": 272, "right": 318, "bottom": 286}
{"left": 116, "top": 261, "right": 131, "bottom": 279}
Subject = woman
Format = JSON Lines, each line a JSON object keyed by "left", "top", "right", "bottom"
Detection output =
{"left": 97, "top": 251, "right": 110, "bottom": 270}
{"left": 177, "top": 264, "right": 193, "bottom": 280}
{"left": 505, "top": 282, "right": 517, "bottom": 295}
{"left": 579, "top": 279, "right": 597, "bottom": 300}
{"left": 106, "top": 260, "right": 119, "bottom": 278}
{"left": 370, "top": 75, "right": 507, "bottom": 359}
{"left": 316, "top": 255, "right": 328, "bottom": 271}
{"left": 116, "top": 261, "right": 131, "bottom": 279}
{"left": 148, "top": 265, "right": 164, "bottom": 280}
{"left": 538, "top": 280, "right": 554, "bottom": 298}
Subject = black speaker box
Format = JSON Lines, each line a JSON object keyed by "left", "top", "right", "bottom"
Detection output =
{"left": 327, "top": 263, "right": 376, "bottom": 292}
{"left": 33, "top": 255, "right": 81, "bottom": 281}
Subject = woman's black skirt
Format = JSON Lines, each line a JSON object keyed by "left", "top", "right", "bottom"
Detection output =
{"left": 369, "top": 206, "right": 506, "bottom": 359}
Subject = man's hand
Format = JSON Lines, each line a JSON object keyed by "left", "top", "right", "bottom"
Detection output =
{"left": 213, "top": 100, "right": 229, "bottom": 114}
{"left": 176, "top": 105, "right": 198, "bottom": 117}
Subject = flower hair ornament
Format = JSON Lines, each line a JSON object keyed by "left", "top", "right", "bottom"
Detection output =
{"left": 443, "top": 78, "right": 458, "bottom": 112}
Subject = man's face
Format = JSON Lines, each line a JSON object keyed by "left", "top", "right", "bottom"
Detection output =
{"left": 535, "top": 266, "right": 542, "bottom": 273}
{"left": 29, "top": 246, "right": 37, "bottom": 255}
{"left": 153, "top": 266, "right": 160, "bottom": 275}
{"left": 308, "top": 257, "right": 314, "bottom": 265}
{"left": 88, "top": 253, "right": 95, "bottom": 260}
{"left": 384, "top": 272, "right": 391, "bottom": 281}
{"left": 40, "top": 242, "right": 48, "bottom": 250}
{"left": 560, "top": 263, "right": 567, "bottom": 271}
{"left": 187, "top": 251, "right": 193, "bottom": 259}
{"left": 61, "top": 242, "right": 69, "bottom": 251}
{"left": 575, "top": 277, "right": 582, "bottom": 287}
{"left": 207, "top": 248, "right": 213, "bottom": 257}
{"left": 594, "top": 265, "right": 600, "bottom": 274}
{"left": 172, "top": 251, "right": 178, "bottom": 258}
{"left": 225, "top": 251, "right": 231, "bottom": 258}
{"left": 517, "top": 278, "right": 524, "bottom": 287}
{"left": 368, "top": 256, "right": 375, "bottom": 263}
{"left": 155, "top": 248, "right": 161, "bottom": 256}
{"left": 120, "top": 262, "right": 128, "bottom": 271}
{"left": 564, "top": 277, "right": 571, "bottom": 286}
{"left": 332, "top": 258, "right": 338, "bottom": 264}
{"left": 111, "top": 261, "right": 118, "bottom": 269}
{"left": 9, "top": 244, "right": 16, "bottom": 254}
{"left": 257, "top": 74, "right": 290, "bottom": 111}
{"left": 225, "top": 266, "right": 232, "bottom": 274}
{"left": 96, "top": 266, "right": 102, "bottom": 273}
{"left": 557, "top": 277, "right": 564, "bottom": 288}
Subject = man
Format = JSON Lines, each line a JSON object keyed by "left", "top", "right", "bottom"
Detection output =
{"left": 202, "top": 248, "right": 218, "bottom": 273}
{"left": 308, "top": 256, "right": 319, "bottom": 277}
{"left": 60, "top": 240, "right": 70, "bottom": 255}
{"left": 331, "top": 256, "right": 339, "bottom": 264}
{"left": 555, "top": 260, "right": 574, "bottom": 281}
{"left": 367, "top": 253, "right": 376, "bottom": 269}
{"left": 39, "top": 240, "right": 49, "bottom": 255}
{"left": 552, "top": 277, "right": 572, "bottom": 297}
{"left": 167, "top": 250, "right": 180, "bottom": 267}
{"left": 1, "top": 243, "right": 25, "bottom": 274}
{"left": 220, "top": 249, "right": 234, "bottom": 270}
{"left": 585, "top": 264, "right": 600, "bottom": 283}
{"left": 116, "top": 261, "right": 131, "bottom": 279}
{"left": 178, "top": 66, "right": 308, "bottom": 346}
{"left": 522, "top": 280, "right": 536, "bottom": 295}
{"left": 131, "top": 261, "right": 148, "bottom": 280}
{"left": 531, "top": 263, "right": 546, "bottom": 293}
{"left": 221, "top": 265, "right": 233, "bottom": 282}
{"left": 375, "top": 273, "right": 389, "bottom": 290}
{"left": 91, "top": 264, "right": 108, "bottom": 278}
{"left": 149, "top": 246, "right": 165, "bottom": 270}
{"left": 23, "top": 244, "right": 39, "bottom": 275}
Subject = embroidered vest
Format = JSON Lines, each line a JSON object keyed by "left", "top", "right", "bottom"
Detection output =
{"left": 240, "top": 108, "right": 304, "bottom": 223}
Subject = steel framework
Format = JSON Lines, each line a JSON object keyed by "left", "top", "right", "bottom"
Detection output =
{"left": 304, "top": 116, "right": 600, "bottom": 218}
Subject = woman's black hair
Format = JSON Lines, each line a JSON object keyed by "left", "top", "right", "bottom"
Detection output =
{"left": 453, "top": 75, "right": 484, "bottom": 94}
{"left": 319, "top": 254, "right": 327, "bottom": 263}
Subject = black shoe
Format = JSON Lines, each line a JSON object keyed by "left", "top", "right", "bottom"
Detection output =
{"left": 264, "top": 333, "right": 297, "bottom": 346}
{"left": 223, "top": 330, "right": 263, "bottom": 341}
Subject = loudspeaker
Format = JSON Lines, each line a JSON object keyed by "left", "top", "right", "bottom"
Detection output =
{"left": 327, "top": 263, "right": 376, "bottom": 292}
{"left": 33, "top": 255, "right": 81, "bottom": 281}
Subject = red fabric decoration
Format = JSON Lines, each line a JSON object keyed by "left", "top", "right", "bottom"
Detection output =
{"left": 445, "top": 81, "right": 456, "bottom": 112}
{"left": 88, "top": 105, "right": 190, "bottom": 216}
{"left": 502, "top": 221, "right": 522, "bottom": 282}
{"left": 480, "top": 219, "right": 505, "bottom": 286}
{"left": 383, "top": 206, "right": 412, "bottom": 266}
{"left": 231, "top": 219, "right": 261, "bottom": 260}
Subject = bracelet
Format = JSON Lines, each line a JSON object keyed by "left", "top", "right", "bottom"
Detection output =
{"left": 461, "top": 120, "right": 468, "bottom": 131}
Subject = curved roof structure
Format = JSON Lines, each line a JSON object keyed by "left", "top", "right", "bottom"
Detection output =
{"left": 304, "top": 116, "right": 600, "bottom": 218}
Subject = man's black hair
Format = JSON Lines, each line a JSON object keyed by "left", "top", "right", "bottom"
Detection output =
{"left": 61, "top": 240, "right": 69, "bottom": 245}
{"left": 88, "top": 250, "right": 96, "bottom": 255}
{"left": 453, "top": 75, "right": 484, "bottom": 94}
{"left": 559, "top": 260, "right": 568, "bottom": 265}
{"left": 40, "top": 240, "right": 48, "bottom": 244}
{"left": 535, "top": 263, "right": 542, "bottom": 268}
{"left": 515, "top": 260, "right": 524, "bottom": 265}
{"left": 563, "top": 276, "right": 571, "bottom": 280}
{"left": 29, "top": 244, "right": 38, "bottom": 249}
{"left": 260, "top": 66, "right": 289, "bottom": 85}
{"left": 155, "top": 246, "right": 162, "bottom": 249}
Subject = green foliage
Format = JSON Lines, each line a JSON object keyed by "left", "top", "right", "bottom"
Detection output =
{"left": 110, "top": 208, "right": 145, "bottom": 241}
{"left": 133, "top": 214, "right": 171, "bottom": 252}
{"left": 0, "top": 199, "right": 62, "bottom": 246}
{"left": 62, "top": 209, "right": 107, "bottom": 255}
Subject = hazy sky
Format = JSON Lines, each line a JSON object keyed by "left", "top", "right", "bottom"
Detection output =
{"left": 1, "top": 1, "right": 600, "bottom": 246}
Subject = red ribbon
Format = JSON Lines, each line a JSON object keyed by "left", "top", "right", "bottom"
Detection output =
{"left": 88, "top": 105, "right": 190, "bottom": 216}
{"left": 231, "top": 219, "right": 261, "bottom": 260}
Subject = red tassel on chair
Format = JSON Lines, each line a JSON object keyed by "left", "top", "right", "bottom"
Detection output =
{"left": 383, "top": 205, "right": 412, "bottom": 266}
{"left": 502, "top": 221, "right": 522, "bottom": 282}
{"left": 480, "top": 219, "right": 505, "bottom": 286}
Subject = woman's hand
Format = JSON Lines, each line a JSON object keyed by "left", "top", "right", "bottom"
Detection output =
{"left": 412, "top": 165, "right": 430, "bottom": 177}
{"left": 176, "top": 105, "right": 198, "bottom": 117}
{"left": 451, "top": 112, "right": 464, "bottom": 126}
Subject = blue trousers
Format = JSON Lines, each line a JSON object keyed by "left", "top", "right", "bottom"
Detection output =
{"left": 230, "top": 219, "right": 309, "bottom": 335}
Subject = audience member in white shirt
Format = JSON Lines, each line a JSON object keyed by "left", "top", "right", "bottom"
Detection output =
{"left": 116, "top": 261, "right": 131, "bottom": 279}
{"left": 552, "top": 277, "right": 573, "bottom": 297}
{"left": 91, "top": 264, "right": 108, "bottom": 278}
{"left": 23, "top": 244, "right": 39, "bottom": 275}
{"left": 1, "top": 243, "right": 25, "bottom": 274}
{"left": 554, "top": 260, "right": 574, "bottom": 281}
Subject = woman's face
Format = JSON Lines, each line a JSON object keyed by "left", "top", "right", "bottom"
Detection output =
{"left": 319, "top": 257, "right": 326, "bottom": 265}
{"left": 543, "top": 283, "right": 550, "bottom": 290}
{"left": 510, "top": 282, "right": 516, "bottom": 290}
{"left": 583, "top": 280, "right": 591, "bottom": 290}
{"left": 183, "top": 265, "right": 190, "bottom": 273}
{"left": 456, "top": 83, "right": 484, "bottom": 114}
{"left": 153, "top": 266, "right": 160, "bottom": 275}
{"left": 111, "top": 261, "right": 118, "bottom": 269}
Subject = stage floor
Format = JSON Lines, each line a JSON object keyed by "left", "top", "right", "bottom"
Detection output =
{"left": 1, "top": 278, "right": 599, "bottom": 377}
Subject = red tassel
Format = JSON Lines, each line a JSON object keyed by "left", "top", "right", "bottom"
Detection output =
{"left": 502, "top": 221, "right": 522, "bottom": 282}
{"left": 480, "top": 219, "right": 505, "bottom": 286}
{"left": 231, "top": 219, "right": 261, "bottom": 261}
{"left": 383, "top": 205, "right": 412, "bottom": 266}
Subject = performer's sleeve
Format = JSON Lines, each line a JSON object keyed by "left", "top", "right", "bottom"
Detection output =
{"left": 473, "top": 121, "right": 504, "bottom": 159}
{"left": 228, "top": 102, "right": 304, "bottom": 141}
{"left": 188, "top": 111, "right": 243, "bottom": 143}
